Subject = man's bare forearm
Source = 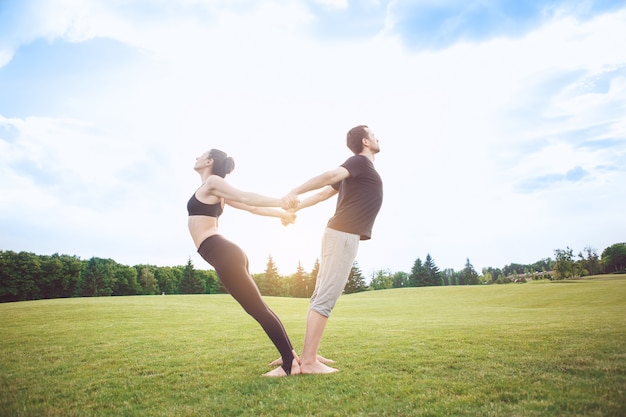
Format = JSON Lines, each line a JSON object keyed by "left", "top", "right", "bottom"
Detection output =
{"left": 289, "top": 172, "right": 335, "bottom": 195}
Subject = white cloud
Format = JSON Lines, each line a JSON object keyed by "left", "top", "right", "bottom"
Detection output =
{"left": 1, "top": 1, "right": 625, "bottom": 277}
{"left": 313, "top": 0, "right": 349, "bottom": 10}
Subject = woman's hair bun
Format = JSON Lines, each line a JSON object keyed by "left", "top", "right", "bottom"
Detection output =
{"left": 208, "top": 148, "right": 235, "bottom": 177}
{"left": 225, "top": 157, "right": 235, "bottom": 174}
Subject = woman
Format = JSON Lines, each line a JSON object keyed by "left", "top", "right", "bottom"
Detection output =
{"left": 187, "top": 148, "right": 300, "bottom": 377}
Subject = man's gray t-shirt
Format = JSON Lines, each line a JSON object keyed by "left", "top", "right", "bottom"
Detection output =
{"left": 327, "top": 155, "right": 383, "bottom": 240}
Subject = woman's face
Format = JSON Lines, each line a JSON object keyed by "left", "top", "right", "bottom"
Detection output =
{"left": 194, "top": 151, "right": 211, "bottom": 171}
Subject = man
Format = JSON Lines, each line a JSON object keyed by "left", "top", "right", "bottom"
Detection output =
{"left": 284, "top": 124, "right": 383, "bottom": 374}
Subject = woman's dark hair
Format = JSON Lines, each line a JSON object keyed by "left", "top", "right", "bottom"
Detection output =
{"left": 208, "top": 149, "right": 235, "bottom": 178}
{"left": 346, "top": 125, "right": 369, "bottom": 154}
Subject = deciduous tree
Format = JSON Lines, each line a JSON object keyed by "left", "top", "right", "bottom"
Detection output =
{"left": 369, "top": 269, "right": 393, "bottom": 290}
{"left": 601, "top": 243, "right": 626, "bottom": 273}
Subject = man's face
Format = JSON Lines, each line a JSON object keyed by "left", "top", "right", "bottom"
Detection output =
{"left": 365, "top": 128, "right": 380, "bottom": 154}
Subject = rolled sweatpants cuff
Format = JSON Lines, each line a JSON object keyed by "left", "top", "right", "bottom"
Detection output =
{"left": 309, "top": 304, "right": 332, "bottom": 318}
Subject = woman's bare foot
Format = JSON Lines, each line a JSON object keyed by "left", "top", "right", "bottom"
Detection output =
{"left": 269, "top": 354, "right": 335, "bottom": 367}
{"left": 262, "top": 358, "right": 301, "bottom": 377}
{"left": 300, "top": 360, "right": 338, "bottom": 375}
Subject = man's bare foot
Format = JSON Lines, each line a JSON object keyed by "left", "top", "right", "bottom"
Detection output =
{"left": 317, "top": 354, "right": 336, "bottom": 365}
{"left": 300, "top": 360, "right": 338, "bottom": 375}
{"left": 269, "top": 354, "right": 335, "bottom": 367}
{"left": 262, "top": 358, "right": 301, "bottom": 377}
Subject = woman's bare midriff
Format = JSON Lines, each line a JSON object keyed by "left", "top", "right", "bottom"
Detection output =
{"left": 188, "top": 216, "right": 219, "bottom": 249}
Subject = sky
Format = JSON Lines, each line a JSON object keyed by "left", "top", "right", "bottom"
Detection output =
{"left": 1, "top": 0, "right": 625, "bottom": 280}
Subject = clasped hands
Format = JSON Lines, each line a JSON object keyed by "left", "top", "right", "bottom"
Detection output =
{"left": 279, "top": 193, "right": 299, "bottom": 226}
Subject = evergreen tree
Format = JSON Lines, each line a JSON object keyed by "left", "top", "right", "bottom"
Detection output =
{"left": 262, "top": 254, "right": 281, "bottom": 296}
{"left": 423, "top": 254, "right": 442, "bottom": 286}
{"left": 292, "top": 261, "right": 309, "bottom": 298}
{"left": 308, "top": 258, "right": 320, "bottom": 298}
{"left": 410, "top": 257, "right": 428, "bottom": 287}
{"left": 462, "top": 258, "right": 480, "bottom": 285}
{"left": 179, "top": 259, "right": 205, "bottom": 294}
{"left": 344, "top": 261, "right": 367, "bottom": 294}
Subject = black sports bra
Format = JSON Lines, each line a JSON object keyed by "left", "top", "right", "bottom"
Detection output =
{"left": 187, "top": 193, "right": 224, "bottom": 218}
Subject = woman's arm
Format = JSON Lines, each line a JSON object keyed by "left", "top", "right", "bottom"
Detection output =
{"left": 205, "top": 175, "right": 296, "bottom": 209}
{"left": 226, "top": 200, "right": 296, "bottom": 225}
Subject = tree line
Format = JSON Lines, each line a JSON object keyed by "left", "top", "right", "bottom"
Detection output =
{"left": 0, "top": 252, "right": 222, "bottom": 303}
{"left": 1, "top": 242, "right": 624, "bottom": 303}
{"left": 369, "top": 243, "right": 626, "bottom": 290}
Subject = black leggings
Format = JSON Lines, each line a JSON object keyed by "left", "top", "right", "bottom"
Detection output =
{"left": 198, "top": 234, "right": 294, "bottom": 374}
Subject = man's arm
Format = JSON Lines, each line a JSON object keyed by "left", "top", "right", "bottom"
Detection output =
{"left": 294, "top": 186, "right": 338, "bottom": 211}
{"left": 285, "top": 166, "right": 349, "bottom": 200}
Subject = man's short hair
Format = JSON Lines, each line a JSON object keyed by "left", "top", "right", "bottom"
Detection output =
{"left": 346, "top": 125, "right": 369, "bottom": 154}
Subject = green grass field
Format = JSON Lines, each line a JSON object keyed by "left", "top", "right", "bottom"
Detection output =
{"left": 1, "top": 276, "right": 625, "bottom": 417}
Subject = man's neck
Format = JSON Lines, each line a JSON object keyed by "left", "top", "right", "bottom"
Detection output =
{"left": 359, "top": 150, "right": 375, "bottom": 162}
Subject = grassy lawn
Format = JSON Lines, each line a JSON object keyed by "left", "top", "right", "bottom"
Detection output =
{"left": 1, "top": 276, "right": 625, "bottom": 416}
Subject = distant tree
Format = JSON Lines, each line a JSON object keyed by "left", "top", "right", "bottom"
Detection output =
{"left": 409, "top": 258, "right": 426, "bottom": 287}
{"left": 262, "top": 254, "right": 281, "bottom": 296}
{"left": 179, "top": 259, "right": 205, "bottom": 294}
{"left": 423, "top": 254, "right": 442, "bottom": 286}
{"left": 532, "top": 258, "right": 555, "bottom": 273}
{"left": 482, "top": 266, "right": 502, "bottom": 284}
{"left": 195, "top": 269, "right": 219, "bottom": 294}
{"left": 0, "top": 251, "right": 42, "bottom": 301}
{"left": 110, "top": 264, "right": 140, "bottom": 295}
{"left": 290, "top": 261, "right": 309, "bottom": 298}
{"left": 206, "top": 269, "right": 219, "bottom": 294}
{"left": 308, "top": 258, "right": 320, "bottom": 297}
{"left": 577, "top": 246, "right": 600, "bottom": 276}
{"left": 442, "top": 268, "right": 456, "bottom": 286}
{"left": 601, "top": 243, "right": 626, "bottom": 273}
{"left": 154, "top": 267, "right": 180, "bottom": 295}
{"left": 369, "top": 269, "right": 393, "bottom": 290}
{"left": 501, "top": 258, "right": 555, "bottom": 278}
{"left": 502, "top": 263, "right": 525, "bottom": 277}
{"left": 137, "top": 267, "right": 158, "bottom": 295}
{"left": 555, "top": 247, "right": 586, "bottom": 279}
{"left": 344, "top": 261, "right": 367, "bottom": 294}
{"left": 461, "top": 258, "right": 480, "bottom": 285}
{"left": 77, "top": 257, "right": 116, "bottom": 297}
{"left": 495, "top": 275, "right": 513, "bottom": 284}
{"left": 554, "top": 247, "right": 577, "bottom": 279}
{"left": 40, "top": 253, "right": 83, "bottom": 299}
{"left": 392, "top": 271, "right": 409, "bottom": 288}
